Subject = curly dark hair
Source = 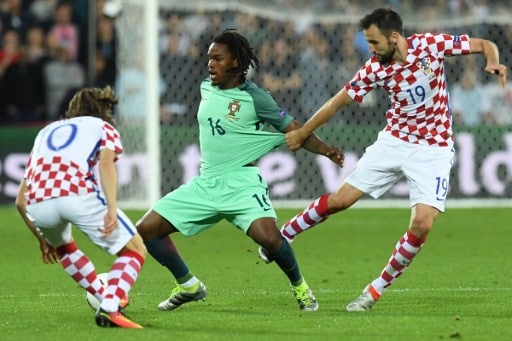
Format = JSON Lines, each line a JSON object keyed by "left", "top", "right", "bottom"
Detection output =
{"left": 212, "top": 29, "right": 260, "bottom": 84}
{"left": 64, "top": 85, "right": 118, "bottom": 126}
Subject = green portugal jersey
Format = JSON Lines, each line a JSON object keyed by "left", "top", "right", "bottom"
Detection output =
{"left": 198, "top": 79, "right": 294, "bottom": 176}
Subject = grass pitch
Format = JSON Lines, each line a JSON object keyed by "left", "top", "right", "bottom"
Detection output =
{"left": 0, "top": 206, "right": 511, "bottom": 340}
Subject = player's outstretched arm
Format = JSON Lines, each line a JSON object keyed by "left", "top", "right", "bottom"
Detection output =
{"left": 284, "top": 120, "right": 344, "bottom": 167}
{"left": 469, "top": 38, "right": 507, "bottom": 86}
{"left": 285, "top": 89, "right": 353, "bottom": 151}
{"left": 15, "top": 179, "right": 59, "bottom": 264}
{"left": 98, "top": 148, "right": 119, "bottom": 237}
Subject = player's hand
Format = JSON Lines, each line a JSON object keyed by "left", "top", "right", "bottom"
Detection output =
{"left": 39, "top": 238, "right": 59, "bottom": 264}
{"left": 486, "top": 63, "right": 507, "bottom": 86}
{"left": 100, "top": 208, "right": 118, "bottom": 238}
{"left": 326, "top": 146, "right": 344, "bottom": 167}
{"left": 285, "top": 129, "right": 309, "bottom": 151}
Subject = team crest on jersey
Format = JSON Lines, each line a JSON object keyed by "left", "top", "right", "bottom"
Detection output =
{"left": 226, "top": 100, "right": 241, "bottom": 121}
{"left": 416, "top": 57, "right": 432, "bottom": 76}
{"left": 453, "top": 35, "right": 462, "bottom": 48}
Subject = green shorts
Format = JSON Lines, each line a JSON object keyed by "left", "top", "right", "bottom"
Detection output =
{"left": 152, "top": 167, "right": 277, "bottom": 236}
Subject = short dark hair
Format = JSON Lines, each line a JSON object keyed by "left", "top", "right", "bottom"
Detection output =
{"left": 359, "top": 8, "right": 404, "bottom": 37}
{"left": 212, "top": 29, "right": 260, "bottom": 83}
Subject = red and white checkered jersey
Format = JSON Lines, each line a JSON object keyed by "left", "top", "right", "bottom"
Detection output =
{"left": 24, "top": 116, "right": 123, "bottom": 204}
{"left": 345, "top": 33, "right": 471, "bottom": 147}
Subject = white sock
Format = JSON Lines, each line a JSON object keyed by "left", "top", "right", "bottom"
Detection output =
{"left": 181, "top": 276, "right": 199, "bottom": 289}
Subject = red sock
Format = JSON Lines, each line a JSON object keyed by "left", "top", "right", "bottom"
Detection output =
{"left": 371, "top": 230, "right": 426, "bottom": 296}
{"left": 57, "top": 241, "right": 104, "bottom": 300}
{"left": 101, "top": 250, "right": 144, "bottom": 312}
{"left": 281, "top": 194, "right": 331, "bottom": 242}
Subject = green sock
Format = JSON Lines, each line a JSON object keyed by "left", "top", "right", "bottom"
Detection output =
{"left": 269, "top": 236, "right": 302, "bottom": 284}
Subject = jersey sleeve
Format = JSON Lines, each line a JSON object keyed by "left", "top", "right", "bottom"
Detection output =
{"left": 343, "top": 58, "right": 378, "bottom": 103}
{"left": 250, "top": 88, "right": 294, "bottom": 132}
{"left": 100, "top": 122, "right": 124, "bottom": 158}
{"left": 23, "top": 153, "right": 33, "bottom": 180}
{"left": 420, "top": 33, "right": 471, "bottom": 57}
{"left": 23, "top": 130, "right": 44, "bottom": 179}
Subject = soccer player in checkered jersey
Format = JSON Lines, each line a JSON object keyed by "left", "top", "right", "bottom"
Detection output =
{"left": 15, "top": 86, "right": 147, "bottom": 328}
{"left": 136, "top": 29, "right": 343, "bottom": 313}
{"left": 259, "top": 7, "right": 507, "bottom": 311}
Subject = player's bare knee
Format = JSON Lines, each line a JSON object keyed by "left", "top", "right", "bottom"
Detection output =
{"left": 258, "top": 233, "right": 282, "bottom": 253}
{"left": 409, "top": 217, "right": 433, "bottom": 237}
{"left": 125, "top": 233, "right": 147, "bottom": 258}
{"left": 328, "top": 194, "right": 352, "bottom": 211}
{"left": 135, "top": 217, "right": 163, "bottom": 241}
{"left": 136, "top": 211, "right": 174, "bottom": 240}
{"left": 135, "top": 220, "right": 150, "bottom": 239}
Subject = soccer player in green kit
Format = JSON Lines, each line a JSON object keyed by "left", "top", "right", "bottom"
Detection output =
{"left": 136, "top": 29, "right": 343, "bottom": 312}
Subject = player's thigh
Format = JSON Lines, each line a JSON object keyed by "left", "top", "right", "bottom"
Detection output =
{"left": 405, "top": 145, "right": 455, "bottom": 212}
{"left": 153, "top": 178, "right": 222, "bottom": 236}
{"left": 345, "top": 136, "right": 403, "bottom": 198}
{"left": 246, "top": 217, "right": 281, "bottom": 249}
{"left": 26, "top": 199, "right": 72, "bottom": 247}
{"left": 221, "top": 170, "right": 278, "bottom": 234}
{"left": 59, "top": 193, "right": 136, "bottom": 255}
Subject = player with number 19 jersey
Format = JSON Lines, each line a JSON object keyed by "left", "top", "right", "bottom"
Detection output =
{"left": 345, "top": 33, "right": 471, "bottom": 147}
{"left": 197, "top": 78, "right": 293, "bottom": 177}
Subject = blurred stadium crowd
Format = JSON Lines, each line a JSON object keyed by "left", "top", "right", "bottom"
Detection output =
{"left": 0, "top": 0, "right": 114, "bottom": 125}
{"left": 1, "top": 0, "right": 511, "bottom": 126}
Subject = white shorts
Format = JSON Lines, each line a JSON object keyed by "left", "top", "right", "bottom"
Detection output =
{"left": 26, "top": 192, "right": 137, "bottom": 255}
{"left": 345, "top": 131, "right": 455, "bottom": 212}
